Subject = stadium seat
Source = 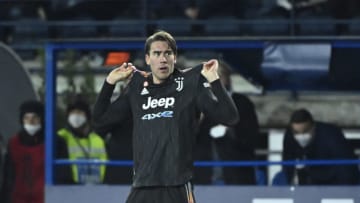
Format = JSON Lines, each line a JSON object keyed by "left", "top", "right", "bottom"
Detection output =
{"left": 9, "top": 18, "right": 47, "bottom": 60}
{"left": 250, "top": 16, "right": 289, "bottom": 36}
{"left": 56, "top": 16, "right": 98, "bottom": 39}
{"left": 109, "top": 17, "right": 146, "bottom": 38}
{"left": 204, "top": 16, "right": 244, "bottom": 36}
{"left": 11, "top": 18, "right": 48, "bottom": 43}
{"left": 297, "top": 16, "right": 336, "bottom": 36}
{"left": 272, "top": 170, "right": 288, "bottom": 186}
{"left": 348, "top": 16, "right": 360, "bottom": 35}
{"left": 156, "top": 18, "right": 193, "bottom": 37}
{"left": 255, "top": 168, "right": 267, "bottom": 185}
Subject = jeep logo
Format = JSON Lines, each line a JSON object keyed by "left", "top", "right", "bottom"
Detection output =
{"left": 142, "top": 97, "right": 175, "bottom": 110}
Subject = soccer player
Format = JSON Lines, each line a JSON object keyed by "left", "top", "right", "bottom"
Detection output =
{"left": 93, "top": 30, "right": 239, "bottom": 203}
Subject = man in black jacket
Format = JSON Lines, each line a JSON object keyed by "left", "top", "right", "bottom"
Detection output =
{"left": 194, "top": 60, "right": 259, "bottom": 185}
{"left": 282, "top": 108, "right": 360, "bottom": 185}
{"left": 93, "top": 30, "right": 239, "bottom": 203}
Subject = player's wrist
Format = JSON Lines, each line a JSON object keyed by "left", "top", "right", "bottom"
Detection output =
{"left": 106, "top": 76, "right": 117, "bottom": 85}
{"left": 206, "top": 74, "right": 219, "bottom": 83}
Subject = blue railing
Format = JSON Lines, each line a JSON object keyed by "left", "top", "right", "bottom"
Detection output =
{"left": 54, "top": 159, "right": 360, "bottom": 167}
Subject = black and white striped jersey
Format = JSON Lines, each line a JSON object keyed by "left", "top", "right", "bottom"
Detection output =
{"left": 93, "top": 64, "right": 239, "bottom": 187}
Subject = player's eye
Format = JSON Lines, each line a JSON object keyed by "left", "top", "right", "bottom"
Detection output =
{"left": 165, "top": 51, "right": 173, "bottom": 56}
{"left": 153, "top": 51, "right": 161, "bottom": 56}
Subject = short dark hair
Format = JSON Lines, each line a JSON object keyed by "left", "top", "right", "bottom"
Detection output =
{"left": 20, "top": 100, "right": 44, "bottom": 124}
{"left": 67, "top": 99, "right": 91, "bottom": 120}
{"left": 144, "top": 30, "right": 177, "bottom": 56}
{"left": 290, "top": 108, "right": 314, "bottom": 124}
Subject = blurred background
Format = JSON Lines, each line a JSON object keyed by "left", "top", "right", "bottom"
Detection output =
{"left": 1, "top": 0, "right": 360, "bottom": 202}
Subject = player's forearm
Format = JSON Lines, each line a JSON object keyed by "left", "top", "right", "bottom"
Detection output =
{"left": 209, "top": 80, "right": 239, "bottom": 125}
{"left": 92, "top": 81, "right": 115, "bottom": 128}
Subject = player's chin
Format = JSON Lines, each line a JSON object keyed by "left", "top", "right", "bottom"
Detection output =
{"left": 160, "top": 73, "right": 171, "bottom": 79}
{"left": 154, "top": 72, "right": 170, "bottom": 80}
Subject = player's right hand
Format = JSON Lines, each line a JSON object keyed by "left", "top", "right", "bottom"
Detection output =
{"left": 106, "top": 62, "right": 136, "bottom": 85}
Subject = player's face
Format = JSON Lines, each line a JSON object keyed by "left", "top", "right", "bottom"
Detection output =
{"left": 146, "top": 41, "right": 176, "bottom": 84}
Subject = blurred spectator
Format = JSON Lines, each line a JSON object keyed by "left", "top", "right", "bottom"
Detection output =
{"left": 282, "top": 108, "right": 360, "bottom": 185}
{"left": 0, "top": 0, "right": 48, "bottom": 20}
{"left": 195, "top": 0, "right": 249, "bottom": 19}
{"left": 0, "top": 100, "right": 45, "bottom": 203}
{"left": 268, "top": 0, "right": 328, "bottom": 17}
{"left": 328, "top": 0, "right": 359, "bottom": 35}
{"left": 194, "top": 60, "right": 259, "bottom": 185}
{"left": 56, "top": 99, "right": 108, "bottom": 184}
{"left": 0, "top": 0, "right": 48, "bottom": 43}
{"left": 195, "top": 0, "right": 250, "bottom": 35}
{"left": 51, "top": 0, "right": 138, "bottom": 20}
{"left": 147, "top": 0, "right": 196, "bottom": 19}
{"left": 265, "top": 0, "right": 359, "bottom": 35}
{"left": 148, "top": 0, "right": 250, "bottom": 35}
{"left": 50, "top": 0, "right": 140, "bottom": 37}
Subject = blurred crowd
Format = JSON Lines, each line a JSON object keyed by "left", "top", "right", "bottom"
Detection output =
{"left": 0, "top": 0, "right": 359, "bottom": 21}
{"left": 1, "top": 0, "right": 360, "bottom": 43}
{"left": 0, "top": 1, "right": 360, "bottom": 202}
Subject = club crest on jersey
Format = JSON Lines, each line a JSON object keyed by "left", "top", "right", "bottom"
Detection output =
{"left": 174, "top": 77, "right": 184, "bottom": 92}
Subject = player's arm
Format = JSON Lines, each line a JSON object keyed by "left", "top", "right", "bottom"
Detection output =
{"left": 92, "top": 63, "right": 135, "bottom": 134}
{"left": 197, "top": 59, "right": 239, "bottom": 125}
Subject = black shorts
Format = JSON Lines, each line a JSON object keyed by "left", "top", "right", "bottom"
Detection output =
{"left": 126, "top": 182, "right": 195, "bottom": 203}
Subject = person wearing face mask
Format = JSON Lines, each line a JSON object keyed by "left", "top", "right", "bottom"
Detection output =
{"left": 56, "top": 99, "right": 107, "bottom": 184}
{"left": 194, "top": 60, "right": 259, "bottom": 185}
{"left": 0, "top": 100, "right": 45, "bottom": 203}
{"left": 281, "top": 108, "right": 360, "bottom": 185}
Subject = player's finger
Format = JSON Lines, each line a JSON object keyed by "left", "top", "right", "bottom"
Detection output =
{"left": 138, "top": 70, "right": 149, "bottom": 78}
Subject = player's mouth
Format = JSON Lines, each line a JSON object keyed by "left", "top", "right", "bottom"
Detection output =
{"left": 159, "top": 66, "right": 168, "bottom": 72}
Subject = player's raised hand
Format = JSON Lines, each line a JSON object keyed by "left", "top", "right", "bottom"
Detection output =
{"left": 201, "top": 59, "right": 220, "bottom": 83}
{"left": 106, "top": 62, "right": 136, "bottom": 85}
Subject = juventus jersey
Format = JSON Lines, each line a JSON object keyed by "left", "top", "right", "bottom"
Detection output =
{"left": 93, "top": 65, "right": 238, "bottom": 187}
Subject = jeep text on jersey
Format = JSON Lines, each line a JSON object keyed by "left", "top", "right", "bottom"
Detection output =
{"left": 142, "top": 97, "right": 175, "bottom": 110}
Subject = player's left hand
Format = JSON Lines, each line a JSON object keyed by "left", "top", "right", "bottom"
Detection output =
{"left": 201, "top": 59, "right": 220, "bottom": 83}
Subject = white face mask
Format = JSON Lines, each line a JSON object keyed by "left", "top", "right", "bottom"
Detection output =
{"left": 294, "top": 133, "right": 312, "bottom": 147}
{"left": 210, "top": 124, "right": 227, "bottom": 139}
{"left": 68, "top": 114, "right": 87, "bottom": 128}
{"left": 24, "top": 124, "right": 41, "bottom": 136}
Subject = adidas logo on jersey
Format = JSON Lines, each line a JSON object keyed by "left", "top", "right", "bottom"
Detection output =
{"left": 141, "top": 88, "right": 149, "bottom": 95}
